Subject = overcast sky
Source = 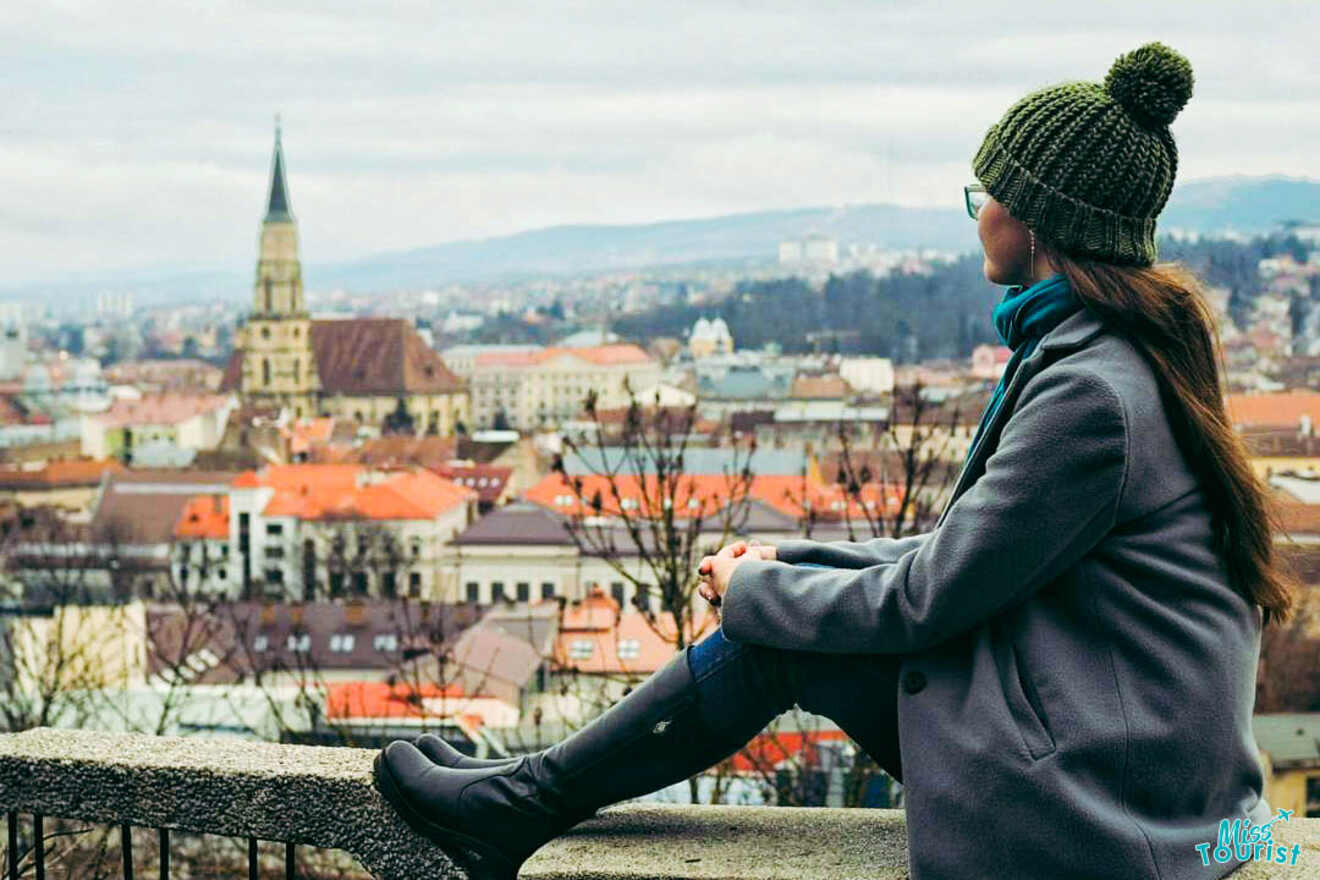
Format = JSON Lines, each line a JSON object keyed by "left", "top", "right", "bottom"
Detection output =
{"left": 2, "top": 1, "right": 1318, "bottom": 283}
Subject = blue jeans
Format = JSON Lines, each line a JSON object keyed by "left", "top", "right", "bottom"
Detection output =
{"left": 685, "top": 617, "right": 904, "bottom": 783}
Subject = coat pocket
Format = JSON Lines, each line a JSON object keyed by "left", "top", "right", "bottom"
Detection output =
{"left": 992, "top": 625, "right": 1056, "bottom": 761}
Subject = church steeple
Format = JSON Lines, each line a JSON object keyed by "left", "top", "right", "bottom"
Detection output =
{"left": 240, "top": 117, "right": 315, "bottom": 419}
{"left": 265, "top": 117, "right": 294, "bottom": 223}
{"left": 250, "top": 118, "right": 305, "bottom": 317}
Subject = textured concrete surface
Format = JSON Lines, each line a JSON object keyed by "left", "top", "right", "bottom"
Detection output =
{"left": 523, "top": 803, "right": 909, "bottom": 879}
{"left": 3, "top": 728, "right": 1318, "bottom": 879}
{"left": 0, "top": 727, "right": 464, "bottom": 880}
{"left": 1233, "top": 815, "right": 1320, "bottom": 879}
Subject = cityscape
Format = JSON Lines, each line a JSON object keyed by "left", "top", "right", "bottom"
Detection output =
{"left": 3, "top": 4, "right": 1320, "bottom": 876}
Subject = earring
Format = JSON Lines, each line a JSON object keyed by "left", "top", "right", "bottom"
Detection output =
{"left": 1028, "top": 230, "right": 1036, "bottom": 284}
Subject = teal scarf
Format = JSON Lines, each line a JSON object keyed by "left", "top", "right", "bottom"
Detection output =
{"left": 962, "top": 274, "right": 1081, "bottom": 468}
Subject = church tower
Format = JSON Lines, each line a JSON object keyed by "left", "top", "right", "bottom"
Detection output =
{"left": 239, "top": 120, "right": 318, "bottom": 417}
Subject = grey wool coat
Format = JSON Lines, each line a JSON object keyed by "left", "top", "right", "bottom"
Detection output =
{"left": 722, "top": 305, "right": 1273, "bottom": 880}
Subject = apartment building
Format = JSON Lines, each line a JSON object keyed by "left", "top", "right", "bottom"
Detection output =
{"left": 448, "top": 344, "right": 661, "bottom": 431}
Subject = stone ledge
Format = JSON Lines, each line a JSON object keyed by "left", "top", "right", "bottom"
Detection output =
{"left": 2, "top": 728, "right": 1318, "bottom": 879}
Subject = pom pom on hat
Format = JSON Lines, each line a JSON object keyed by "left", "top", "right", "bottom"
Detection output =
{"left": 1104, "top": 41, "right": 1194, "bottom": 129}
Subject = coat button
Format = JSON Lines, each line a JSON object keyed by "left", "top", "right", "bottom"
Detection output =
{"left": 902, "top": 670, "right": 927, "bottom": 694}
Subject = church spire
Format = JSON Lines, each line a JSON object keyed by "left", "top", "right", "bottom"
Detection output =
{"left": 265, "top": 116, "right": 294, "bottom": 223}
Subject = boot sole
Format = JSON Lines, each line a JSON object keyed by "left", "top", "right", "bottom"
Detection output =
{"left": 373, "top": 750, "right": 522, "bottom": 880}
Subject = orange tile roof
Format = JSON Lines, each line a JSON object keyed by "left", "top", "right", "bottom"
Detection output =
{"left": 1226, "top": 392, "right": 1320, "bottom": 430}
{"left": 475, "top": 350, "right": 541, "bottom": 368}
{"left": 553, "top": 595, "right": 720, "bottom": 675}
{"left": 325, "top": 681, "right": 465, "bottom": 720}
{"left": 540, "top": 344, "right": 652, "bottom": 366}
{"left": 282, "top": 418, "right": 336, "bottom": 455}
{"left": 98, "top": 393, "right": 231, "bottom": 428}
{"left": 1268, "top": 488, "right": 1320, "bottom": 535}
{"left": 524, "top": 472, "right": 908, "bottom": 522}
{"left": 727, "top": 728, "right": 850, "bottom": 773}
{"left": 174, "top": 494, "right": 230, "bottom": 539}
{"left": 791, "top": 375, "right": 850, "bottom": 400}
{"left": 0, "top": 458, "right": 124, "bottom": 489}
{"left": 234, "top": 464, "right": 476, "bottom": 520}
{"left": 476, "top": 344, "right": 654, "bottom": 370}
{"left": 560, "top": 588, "right": 622, "bottom": 632}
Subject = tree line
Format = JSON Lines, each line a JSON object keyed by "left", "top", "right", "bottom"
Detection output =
{"left": 614, "top": 233, "right": 1318, "bottom": 361}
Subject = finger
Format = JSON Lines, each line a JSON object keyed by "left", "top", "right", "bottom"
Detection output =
{"left": 724, "top": 540, "right": 748, "bottom": 558}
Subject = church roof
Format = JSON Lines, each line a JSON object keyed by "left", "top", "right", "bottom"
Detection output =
{"left": 310, "top": 318, "right": 465, "bottom": 395}
{"left": 264, "top": 125, "right": 294, "bottom": 223}
{"left": 219, "top": 319, "right": 466, "bottom": 397}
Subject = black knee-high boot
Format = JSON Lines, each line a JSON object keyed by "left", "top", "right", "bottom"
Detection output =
{"left": 373, "top": 643, "right": 789, "bottom": 880}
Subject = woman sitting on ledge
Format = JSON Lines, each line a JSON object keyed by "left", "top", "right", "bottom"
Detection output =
{"left": 373, "top": 42, "right": 1296, "bottom": 880}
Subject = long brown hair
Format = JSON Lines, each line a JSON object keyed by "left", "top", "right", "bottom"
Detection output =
{"left": 1041, "top": 249, "right": 1298, "bottom": 625}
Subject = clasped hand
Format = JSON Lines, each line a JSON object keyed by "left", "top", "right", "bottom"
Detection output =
{"left": 697, "top": 539, "right": 777, "bottom": 606}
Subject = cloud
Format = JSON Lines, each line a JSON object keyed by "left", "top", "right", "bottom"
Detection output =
{"left": 0, "top": 0, "right": 1317, "bottom": 284}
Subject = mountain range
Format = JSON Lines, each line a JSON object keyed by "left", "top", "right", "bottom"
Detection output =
{"left": 8, "top": 175, "right": 1319, "bottom": 309}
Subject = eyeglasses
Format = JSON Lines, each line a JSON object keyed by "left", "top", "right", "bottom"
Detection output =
{"left": 964, "top": 183, "right": 988, "bottom": 220}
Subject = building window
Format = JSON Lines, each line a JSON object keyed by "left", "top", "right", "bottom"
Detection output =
{"left": 329, "top": 633, "right": 355, "bottom": 653}
{"left": 329, "top": 571, "right": 345, "bottom": 598}
{"left": 610, "top": 581, "right": 625, "bottom": 608}
{"left": 374, "top": 633, "right": 399, "bottom": 653}
{"left": 541, "top": 581, "right": 555, "bottom": 599}
{"left": 302, "top": 538, "right": 316, "bottom": 598}
{"left": 218, "top": 568, "right": 227, "bottom": 580}
{"left": 262, "top": 359, "right": 271, "bottom": 386}
{"left": 252, "top": 635, "right": 268, "bottom": 652}
{"left": 618, "top": 639, "right": 641, "bottom": 660}
{"left": 293, "top": 359, "right": 300, "bottom": 384}
{"left": 569, "top": 639, "right": 594, "bottom": 660}
{"left": 409, "top": 571, "right": 422, "bottom": 597}
{"left": 516, "top": 581, "right": 530, "bottom": 601}
{"left": 382, "top": 571, "right": 397, "bottom": 598}
{"left": 410, "top": 538, "right": 421, "bottom": 558}
{"left": 286, "top": 633, "right": 310, "bottom": 652}
{"left": 264, "top": 546, "right": 284, "bottom": 559}
{"left": 265, "top": 568, "right": 284, "bottom": 585}
{"left": 492, "top": 581, "right": 506, "bottom": 602}
{"left": 353, "top": 571, "right": 368, "bottom": 595}
{"left": 1308, "top": 776, "right": 1320, "bottom": 818}
{"left": 466, "top": 581, "right": 479, "bottom": 602}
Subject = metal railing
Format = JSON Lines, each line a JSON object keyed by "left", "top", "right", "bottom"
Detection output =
{"left": 5, "top": 811, "right": 299, "bottom": 879}
{"left": 0, "top": 728, "right": 463, "bottom": 880}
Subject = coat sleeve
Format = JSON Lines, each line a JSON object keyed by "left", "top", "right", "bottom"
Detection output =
{"left": 774, "top": 532, "right": 934, "bottom": 569}
{"left": 720, "top": 365, "right": 1129, "bottom": 654}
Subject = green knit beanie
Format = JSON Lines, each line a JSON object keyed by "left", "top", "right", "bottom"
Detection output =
{"left": 972, "top": 42, "right": 1194, "bottom": 266}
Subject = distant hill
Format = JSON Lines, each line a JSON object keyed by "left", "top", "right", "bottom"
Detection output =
{"left": 6, "top": 174, "right": 1318, "bottom": 306}
{"left": 313, "top": 203, "right": 981, "bottom": 292}
{"left": 1160, "top": 175, "right": 1320, "bottom": 234}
